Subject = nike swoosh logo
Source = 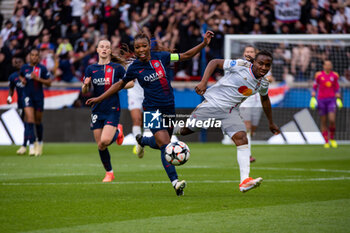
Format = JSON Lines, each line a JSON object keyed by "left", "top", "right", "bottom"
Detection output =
{"left": 139, "top": 69, "right": 145, "bottom": 73}
{"left": 92, "top": 70, "right": 98, "bottom": 73}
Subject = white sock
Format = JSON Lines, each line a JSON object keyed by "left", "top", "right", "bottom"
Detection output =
{"left": 132, "top": 126, "right": 142, "bottom": 137}
{"left": 237, "top": 144, "right": 250, "bottom": 183}
{"left": 29, "top": 144, "right": 34, "bottom": 150}
{"left": 246, "top": 131, "right": 251, "bottom": 155}
{"left": 171, "top": 179, "right": 178, "bottom": 187}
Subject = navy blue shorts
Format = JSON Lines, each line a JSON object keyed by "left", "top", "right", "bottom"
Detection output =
{"left": 23, "top": 96, "right": 44, "bottom": 112}
{"left": 143, "top": 105, "right": 175, "bottom": 136}
{"left": 90, "top": 111, "right": 120, "bottom": 130}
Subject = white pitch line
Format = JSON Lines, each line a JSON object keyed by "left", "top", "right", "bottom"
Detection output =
{"left": 1, "top": 177, "right": 350, "bottom": 186}
{"left": 253, "top": 167, "right": 350, "bottom": 174}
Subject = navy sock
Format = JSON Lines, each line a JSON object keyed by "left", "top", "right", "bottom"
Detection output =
{"left": 35, "top": 123, "right": 43, "bottom": 142}
{"left": 22, "top": 123, "right": 28, "bottom": 147}
{"left": 27, "top": 123, "right": 35, "bottom": 144}
{"left": 141, "top": 136, "right": 159, "bottom": 149}
{"left": 160, "top": 145, "right": 178, "bottom": 182}
{"left": 108, "top": 130, "right": 119, "bottom": 146}
{"left": 98, "top": 148, "right": 112, "bottom": 171}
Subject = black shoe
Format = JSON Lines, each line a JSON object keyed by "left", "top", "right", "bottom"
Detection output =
{"left": 136, "top": 134, "right": 143, "bottom": 145}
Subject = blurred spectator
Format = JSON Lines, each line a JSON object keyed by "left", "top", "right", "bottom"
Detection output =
{"left": 24, "top": 8, "right": 43, "bottom": 45}
{"left": 291, "top": 43, "right": 311, "bottom": 81}
{"left": 60, "top": 0, "right": 73, "bottom": 38}
{"left": 71, "top": 0, "right": 85, "bottom": 29}
{"left": 67, "top": 24, "right": 81, "bottom": 46}
{"left": 0, "top": 13, "right": 3, "bottom": 31}
{"left": 309, "top": 44, "right": 327, "bottom": 78}
{"left": 37, "top": 34, "right": 55, "bottom": 51}
{"left": 11, "top": 7, "right": 26, "bottom": 27}
{"left": 12, "top": 21, "right": 28, "bottom": 49}
{"left": 1, "top": 20, "right": 16, "bottom": 42}
{"left": 272, "top": 46, "right": 288, "bottom": 82}
{"left": 55, "top": 52, "right": 80, "bottom": 83}
{"left": 208, "top": 19, "right": 224, "bottom": 59}
{"left": 56, "top": 37, "right": 73, "bottom": 56}
{"left": 38, "top": 34, "right": 56, "bottom": 73}
{"left": 106, "top": 8, "right": 121, "bottom": 38}
{"left": 0, "top": 38, "right": 12, "bottom": 81}
{"left": 328, "top": 42, "right": 349, "bottom": 80}
{"left": 74, "top": 31, "right": 90, "bottom": 54}
{"left": 332, "top": 3, "right": 350, "bottom": 33}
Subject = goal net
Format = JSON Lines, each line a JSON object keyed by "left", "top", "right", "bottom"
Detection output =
{"left": 224, "top": 34, "right": 350, "bottom": 142}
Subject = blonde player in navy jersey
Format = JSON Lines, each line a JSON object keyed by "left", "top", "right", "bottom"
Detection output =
{"left": 82, "top": 39, "right": 133, "bottom": 182}
{"left": 174, "top": 51, "right": 280, "bottom": 193}
{"left": 87, "top": 31, "right": 214, "bottom": 196}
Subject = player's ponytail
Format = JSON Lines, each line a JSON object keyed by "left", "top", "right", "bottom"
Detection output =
{"left": 110, "top": 54, "right": 128, "bottom": 68}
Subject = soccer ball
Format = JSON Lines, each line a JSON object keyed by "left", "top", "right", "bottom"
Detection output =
{"left": 165, "top": 141, "right": 190, "bottom": 166}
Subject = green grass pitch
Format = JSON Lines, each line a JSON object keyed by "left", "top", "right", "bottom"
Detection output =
{"left": 0, "top": 143, "right": 349, "bottom": 233}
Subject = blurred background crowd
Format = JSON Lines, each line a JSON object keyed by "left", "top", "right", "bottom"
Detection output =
{"left": 0, "top": 0, "right": 350, "bottom": 84}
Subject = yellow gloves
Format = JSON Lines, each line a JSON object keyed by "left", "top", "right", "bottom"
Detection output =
{"left": 336, "top": 98, "right": 343, "bottom": 109}
{"left": 310, "top": 97, "right": 317, "bottom": 109}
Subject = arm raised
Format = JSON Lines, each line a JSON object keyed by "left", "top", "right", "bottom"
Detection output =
{"left": 178, "top": 31, "right": 214, "bottom": 61}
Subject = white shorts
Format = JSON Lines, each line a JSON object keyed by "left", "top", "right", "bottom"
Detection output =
{"left": 239, "top": 107, "right": 262, "bottom": 126}
{"left": 240, "top": 93, "right": 262, "bottom": 126}
{"left": 127, "top": 80, "right": 144, "bottom": 111}
{"left": 189, "top": 100, "right": 246, "bottom": 138}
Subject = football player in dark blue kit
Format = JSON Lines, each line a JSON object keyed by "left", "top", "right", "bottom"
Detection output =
{"left": 86, "top": 31, "right": 214, "bottom": 195}
{"left": 19, "top": 49, "right": 52, "bottom": 156}
{"left": 82, "top": 39, "right": 134, "bottom": 182}
{"left": 7, "top": 56, "right": 27, "bottom": 154}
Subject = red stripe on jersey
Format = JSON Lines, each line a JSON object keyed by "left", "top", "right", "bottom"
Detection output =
{"left": 104, "top": 65, "right": 114, "bottom": 91}
{"left": 33, "top": 66, "right": 41, "bottom": 89}
{"left": 150, "top": 60, "right": 170, "bottom": 94}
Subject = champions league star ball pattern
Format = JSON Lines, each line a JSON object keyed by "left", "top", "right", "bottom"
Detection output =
{"left": 165, "top": 141, "right": 190, "bottom": 166}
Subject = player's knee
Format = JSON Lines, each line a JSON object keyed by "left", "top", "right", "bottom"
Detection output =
{"left": 25, "top": 117, "right": 35, "bottom": 124}
{"left": 232, "top": 131, "right": 248, "bottom": 146}
{"left": 98, "top": 140, "right": 109, "bottom": 150}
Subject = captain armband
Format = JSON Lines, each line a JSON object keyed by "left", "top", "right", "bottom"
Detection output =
{"left": 170, "top": 53, "right": 180, "bottom": 62}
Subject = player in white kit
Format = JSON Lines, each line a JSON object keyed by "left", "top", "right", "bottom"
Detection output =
{"left": 239, "top": 46, "right": 273, "bottom": 163}
{"left": 174, "top": 50, "right": 280, "bottom": 192}
{"left": 127, "top": 78, "right": 145, "bottom": 156}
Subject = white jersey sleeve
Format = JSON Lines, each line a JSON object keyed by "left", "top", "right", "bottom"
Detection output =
{"left": 258, "top": 77, "right": 270, "bottom": 96}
